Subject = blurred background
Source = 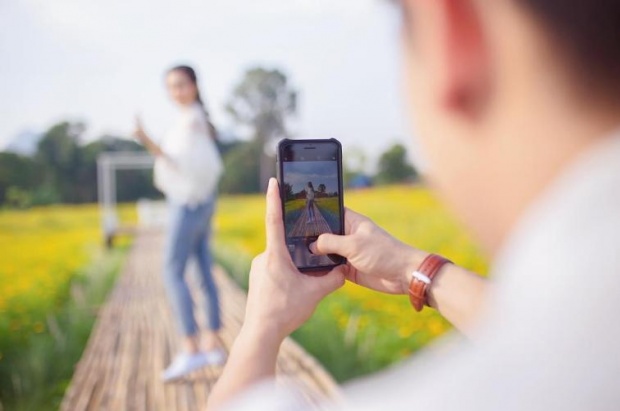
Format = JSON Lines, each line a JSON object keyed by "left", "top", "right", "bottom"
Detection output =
{"left": 0, "top": 1, "right": 486, "bottom": 410}
{"left": 1, "top": 0, "right": 411, "bottom": 177}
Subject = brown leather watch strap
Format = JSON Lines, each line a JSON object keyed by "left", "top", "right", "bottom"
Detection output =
{"left": 408, "top": 254, "right": 452, "bottom": 312}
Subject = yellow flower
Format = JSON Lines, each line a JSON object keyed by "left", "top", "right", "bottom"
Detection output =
{"left": 33, "top": 322, "right": 45, "bottom": 333}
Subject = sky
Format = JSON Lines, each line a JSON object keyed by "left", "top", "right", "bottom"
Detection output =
{"left": 0, "top": 0, "right": 413, "bottom": 171}
{"left": 283, "top": 160, "right": 339, "bottom": 193}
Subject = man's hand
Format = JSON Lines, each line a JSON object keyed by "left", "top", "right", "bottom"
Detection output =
{"left": 310, "top": 209, "right": 427, "bottom": 295}
{"left": 243, "top": 178, "right": 346, "bottom": 340}
{"left": 208, "top": 178, "right": 347, "bottom": 410}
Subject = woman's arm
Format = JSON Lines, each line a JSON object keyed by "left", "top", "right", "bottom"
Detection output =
{"left": 133, "top": 115, "right": 164, "bottom": 157}
{"left": 310, "top": 209, "right": 489, "bottom": 336}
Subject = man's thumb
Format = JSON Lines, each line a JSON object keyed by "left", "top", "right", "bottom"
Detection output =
{"left": 310, "top": 233, "right": 352, "bottom": 257}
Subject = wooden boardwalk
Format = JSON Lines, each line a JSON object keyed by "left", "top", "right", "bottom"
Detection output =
{"left": 289, "top": 202, "right": 333, "bottom": 238}
{"left": 61, "top": 229, "right": 340, "bottom": 411}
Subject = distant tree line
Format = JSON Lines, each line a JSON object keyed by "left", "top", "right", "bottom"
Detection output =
{"left": 281, "top": 182, "right": 339, "bottom": 202}
{"left": 0, "top": 67, "right": 418, "bottom": 208}
{"left": 0, "top": 127, "right": 416, "bottom": 209}
{"left": 0, "top": 122, "right": 159, "bottom": 207}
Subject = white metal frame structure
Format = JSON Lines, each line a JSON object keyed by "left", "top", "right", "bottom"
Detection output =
{"left": 97, "top": 152, "right": 154, "bottom": 242}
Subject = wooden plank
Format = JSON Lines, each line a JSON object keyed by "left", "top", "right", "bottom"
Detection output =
{"left": 61, "top": 229, "right": 340, "bottom": 410}
{"left": 289, "top": 202, "right": 333, "bottom": 237}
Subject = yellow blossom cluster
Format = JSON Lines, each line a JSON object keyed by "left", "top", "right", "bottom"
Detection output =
{"left": 0, "top": 205, "right": 136, "bottom": 343}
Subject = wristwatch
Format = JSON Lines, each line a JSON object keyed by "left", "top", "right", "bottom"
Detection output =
{"left": 408, "top": 254, "right": 452, "bottom": 312}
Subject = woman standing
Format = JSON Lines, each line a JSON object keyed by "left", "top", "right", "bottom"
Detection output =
{"left": 133, "top": 65, "right": 224, "bottom": 382}
{"left": 305, "top": 181, "right": 316, "bottom": 223}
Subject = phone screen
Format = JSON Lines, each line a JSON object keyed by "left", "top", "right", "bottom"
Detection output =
{"left": 277, "top": 139, "right": 345, "bottom": 272}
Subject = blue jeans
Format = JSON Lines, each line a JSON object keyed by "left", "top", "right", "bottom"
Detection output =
{"left": 163, "top": 198, "right": 221, "bottom": 336}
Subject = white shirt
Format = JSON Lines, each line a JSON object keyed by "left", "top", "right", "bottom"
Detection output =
{"left": 227, "top": 132, "right": 620, "bottom": 410}
{"left": 154, "top": 103, "right": 222, "bottom": 207}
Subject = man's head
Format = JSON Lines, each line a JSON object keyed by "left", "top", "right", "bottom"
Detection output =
{"left": 400, "top": 0, "right": 620, "bottom": 253}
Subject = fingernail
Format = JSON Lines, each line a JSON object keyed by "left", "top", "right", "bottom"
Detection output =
{"left": 308, "top": 242, "right": 317, "bottom": 254}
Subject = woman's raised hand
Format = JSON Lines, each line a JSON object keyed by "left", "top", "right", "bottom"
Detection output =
{"left": 132, "top": 114, "right": 164, "bottom": 157}
{"left": 243, "top": 178, "right": 346, "bottom": 340}
{"left": 133, "top": 114, "right": 148, "bottom": 143}
{"left": 310, "top": 209, "right": 427, "bottom": 295}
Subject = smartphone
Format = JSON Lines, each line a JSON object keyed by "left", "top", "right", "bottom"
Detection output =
{"left": 276, "top": 138, "right": 346, "bottom": 273}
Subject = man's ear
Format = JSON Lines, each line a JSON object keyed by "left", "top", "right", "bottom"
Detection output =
{"left": 440, "top": 0, "right": 491, "bottom": 119}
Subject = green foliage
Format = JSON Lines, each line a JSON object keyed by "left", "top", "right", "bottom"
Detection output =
{"left": 0, "top": 123, "right": 161, "bottom": 207}
{"left": 218, "top": 140, "right": 262, "bottom": 194}
{"left": 35, "top": 122, "right": 84, "bottom": 203}
{"left": 226, "top": 67, "right": 298, "bottom": 190}
{"left": 226, "top": 67, "right": 296, "bottom": 143}
{"left": 30, "top": 184, "right": 62, "bottom": 206}
{"left": 282, "top": 182, "right": 294, "bottom": 200}
{"left": 0, "top": 152, "right": 39, "bottom": 205}
{"left": 375, "top": 143, "right": 418, "bottom": 185}
{"left": 5, "top": 186, "right": 32, "bottom": 209}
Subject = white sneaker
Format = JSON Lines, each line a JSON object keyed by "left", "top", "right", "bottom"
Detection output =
{"left": 204, "top": 348, "right": 226, "bottom": 366}
{"left": 162, "top": 352, "right": 212, "bottom": 382}
{"left": 162, "top": 349, "right": 227, "bottom": 382}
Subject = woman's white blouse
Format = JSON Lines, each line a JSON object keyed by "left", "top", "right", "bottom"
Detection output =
{"left": 154, "top": 103, "right": 222, "bottom": 207}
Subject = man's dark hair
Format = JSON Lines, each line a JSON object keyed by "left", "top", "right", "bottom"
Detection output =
{"left": 519, "top": 0, "right": 620, "bottom": 100}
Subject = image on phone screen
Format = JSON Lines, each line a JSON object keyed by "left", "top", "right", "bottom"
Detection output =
{"left": 278, "top": 139, "right": 344, "bottom": 271}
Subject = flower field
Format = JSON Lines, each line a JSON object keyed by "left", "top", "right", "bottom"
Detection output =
{"left": 0, "top": 205, "right": 135, "bottom": 346}
{"left": 0, "top": 204, "right": 135, "bottom": 407}
{"left": 0, "top": 184, "right": 488, "bottom": 402}
{"left": 213, "top": 185, "right": 488, "bottom": 381}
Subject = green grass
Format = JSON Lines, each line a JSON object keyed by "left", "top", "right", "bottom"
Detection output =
{"left": 315, "top": 196, "right": 339, "bottom": 214}
{"left": 314, "top": 197, "right": 340, "bottom": 232}
{"left": 284, "top": 198, "right": 306, "bottom": 234}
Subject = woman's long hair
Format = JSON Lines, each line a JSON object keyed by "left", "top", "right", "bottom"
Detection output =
{"left": 167, "top": 65, "right": 216, "bottom": 139}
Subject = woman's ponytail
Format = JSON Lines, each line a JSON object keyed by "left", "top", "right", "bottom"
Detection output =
{"left": 168, "top": 65, "right": 217, "bottom": 140}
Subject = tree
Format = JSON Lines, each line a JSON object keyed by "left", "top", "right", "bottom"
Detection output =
{"left": 375, "top": 143, "right": 418, "bottom": 185}
{"left": 282, "top": 182, "right": 294, "bottom": 201}
{"left": 317, "top": 184, "right": 326, "bottom": 193}
{"left": 35, "top": 121, "right": 84, "bottom": 203}
{"left": 0, "top": 121, "right": 167, "bottom": 206}
{"left": 218, "top": 140, "right": 262, "bottom": 194}
{"left": 226, "top": 67, "right": 297, "bottom": 190}
{"left": 0, "top": 152, "right": 38, "bottom": 205}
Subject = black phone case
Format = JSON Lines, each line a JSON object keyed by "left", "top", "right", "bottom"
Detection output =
{"left": 276, "top": 138, "right": 346, "bottom": 274}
